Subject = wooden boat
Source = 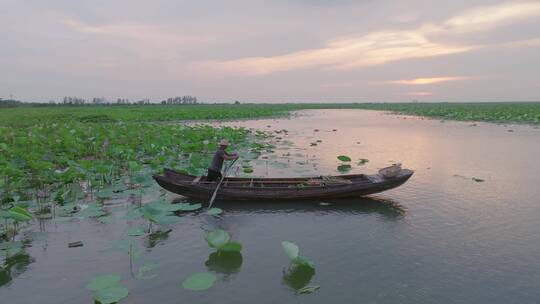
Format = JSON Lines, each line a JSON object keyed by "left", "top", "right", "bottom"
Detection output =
{"left": 153, "top": 167, "right": 413, "bottom": 201}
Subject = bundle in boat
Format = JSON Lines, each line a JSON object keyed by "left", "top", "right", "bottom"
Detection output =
{"left": 378, "top": 163, "right": 402, "bottom": 178}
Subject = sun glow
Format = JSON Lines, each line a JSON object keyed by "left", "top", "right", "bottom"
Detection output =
{"left": 389, "top": 76, "right": 469, "bottom": 85}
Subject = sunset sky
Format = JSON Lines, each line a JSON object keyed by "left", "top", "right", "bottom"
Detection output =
{"left": 1, "top": 0, "right": 540, "bottom": 102}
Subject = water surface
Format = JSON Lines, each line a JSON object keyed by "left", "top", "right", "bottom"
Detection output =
{"left": 2, "top": 109, "right": 540, "bottom": 304}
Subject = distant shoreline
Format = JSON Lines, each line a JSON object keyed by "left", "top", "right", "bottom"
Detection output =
{"left": 1, "top": 102, "right": 539, "bottom": 126}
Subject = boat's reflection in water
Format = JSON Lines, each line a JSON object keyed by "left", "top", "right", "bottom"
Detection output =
{"left": 204, "top": 196, "right": 406, "bottom": 219}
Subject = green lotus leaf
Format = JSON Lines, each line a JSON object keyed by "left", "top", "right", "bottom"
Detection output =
{"left": 219, "top": 241, "right": 242, "bottom": 253}
{"left": 176, "top": 203, "right": 202, "bottom": 211}
{"left": 85, "top": 274, "right": 121, "bottom": 291}
{"left": 206, "top": 208, "right": 223, "bottom": 216}
{"left": 337, "top": 155, "right": 351, "bottom": 162}
{"left": 127, "top": 227, "right": 146, "bottom": 236}
{"left": 293, "top": 256, "right": 315, "bottom": 269}
{"left": 282, "top": 241, "right": 299, "bottom": 260}
{"left": 205, "top": 229, "right": 230, "bottom": 249}
{"left": 93, "top": 286, "right": 129, "bottom": 304}
{"left": 357, "top": 158, "right": 369, "bottom": 165}
{"left": 182, "top": 273, "right": 216, "bottom": 291}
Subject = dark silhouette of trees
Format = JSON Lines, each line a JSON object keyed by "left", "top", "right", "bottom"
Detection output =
{"left": 0, "top": 98, "right": 23, "bottom": 107}
{"left": 62, "top": 96, "right": 86, "bottom": 105}
{"left": 2, "top": 95, "right": 200, "bottom": 107}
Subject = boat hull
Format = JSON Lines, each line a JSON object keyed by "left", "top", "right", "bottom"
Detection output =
{"left": 153, "top": 168, "right": 413, "bottom": 201}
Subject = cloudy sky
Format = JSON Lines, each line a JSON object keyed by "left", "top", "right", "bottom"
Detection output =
{"left": 1, "top": 0, "right": 540, "bottom": 102}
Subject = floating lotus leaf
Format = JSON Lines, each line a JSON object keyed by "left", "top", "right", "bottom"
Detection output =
{"left": 77, "top": 203, "right": 107, "bottom": 219}
{"left": 182, "top": 273, "right": 216, "bottom": 291}
{"left": 357, "top": 158, "right": 369, "bottom": 165}
{"left": 293, "top": 256, "right": 315, "bottom": 269}
{"left": 219, "top": 241, "right": 242, "bottom": 253}
{"left": 206, "top": 208, "right": 223, "bottom": 215}
{"left": 85, "top": 274, "right": 121, "bottom": 291}
{"left": 147, "top": 202, "right": 185, "bottom": 212}
{"left": 127, "top": 227, "right": 146, "bottom": 236}
{"left": 337, "top": 155, "right": 351, "bottom": 162}
{"left": 282, "top": 241, "right": 299, "bottom": 260}
{"left": 93, "top": 286, "right": 129, "bottom": 304}
{"left": 176, "top": 203, "right": 202, "bottom": 211}
{"left": 282, "top": 241, "right": 315, "bottom": 269}
{"left": 205, "top": 229, "right": 230, "bottom": 249}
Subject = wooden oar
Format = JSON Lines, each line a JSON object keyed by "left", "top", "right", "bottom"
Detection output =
{"left": 208, "top": 158, "right": 238, "bottom": 208}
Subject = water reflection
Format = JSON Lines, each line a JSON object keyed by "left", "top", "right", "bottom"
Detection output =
{"left": 282, "top": 265, "right": 316, "bottom": 291}
{"left": 0, "top": 250, "right": 34, "bottom": 287}
{"left": 211, "top": 196, "right": 406, "bottom": 219}
{"left": 205, "top": 251, "right": 243, "bottom": 276}
{"left": 145, "top": 229, "right": 171, "bottom": 248}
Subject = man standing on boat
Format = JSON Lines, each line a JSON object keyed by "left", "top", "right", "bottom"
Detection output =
{"left": 207, "top": 139, "right": 239, "bottom": 181}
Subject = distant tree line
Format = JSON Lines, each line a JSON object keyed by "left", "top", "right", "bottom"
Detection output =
{"left": 160, "top": 96, "right": 198, "bottom": 105}
{"left": 0, "top": 95, "right": 199, "bottom": 107}
{"left": 0, "top": 98, "right": 23, "bottom": 107}
{"left": 60, "top": 96, "right": 154, "bottom": 105}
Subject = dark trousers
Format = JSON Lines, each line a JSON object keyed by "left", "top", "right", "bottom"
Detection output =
{"left": 207, "top": 169, "right": 222, "bottom": 181}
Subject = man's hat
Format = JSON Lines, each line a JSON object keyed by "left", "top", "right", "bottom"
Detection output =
{"left": 219, "top": 139, "right": 229, "bottom": 146}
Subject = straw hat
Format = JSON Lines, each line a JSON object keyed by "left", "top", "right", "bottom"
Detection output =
{"left": 218, "top": 139, "right": 229, "bottom": 146}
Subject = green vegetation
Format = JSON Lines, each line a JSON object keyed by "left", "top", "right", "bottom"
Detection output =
{"left": 281, "top": 241, "right": 318, "bottom": 293}
{"left": 0, "top": 121, "right": 251, "bottom": 204}
{"left": 182, "top": 272, "right": 217, "bottom": 291}
{"left": 205, "top": 229, "right": 243, "bottom": 253}
{"left": 2, "top": 102, "right": 539, "bottom": 127}
{"left": 2, "top": 101, "right": 537, "bottom": 216}
{"left": 357, "top": 159, "right": 369, "bottom": 166}
{"left": 86, "top": 274, "right": 129, "bottom": 304}
{"left": 341, "top": 102, "right": 540, "bottom": 124}
{"left": 0, "top": 104, "right": 293, "bottom": 127}
{"left": 282, "top": 241, "right": 315, "bottom": 269}
{"left": 206, "top": 208, "right": 223, "bottom": 216}
{"left": 337, "top": 155, "right": 352, "bottom": 162}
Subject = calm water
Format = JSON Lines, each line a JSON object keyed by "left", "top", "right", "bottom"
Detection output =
{"left": 2, "top": 110, "right": 540, "bottom": 304}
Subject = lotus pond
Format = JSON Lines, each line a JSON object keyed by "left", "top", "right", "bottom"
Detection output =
{"left": 2, "top": 102, "right": 539, "bottom": 127}
{"left": 1, "top": 108, "right": 540, "bottom": 304}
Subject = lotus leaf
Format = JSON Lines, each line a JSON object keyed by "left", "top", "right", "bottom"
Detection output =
{"left": 219, "top": 241, "right": 242, "bottom": 253}
{"left": 282, "top": 241, "right": 299, "bottom": 260}
{"left": 205, "top": 229, "right": 230, "bottom": 249}
{"left": 337, "top": 155, "right": 351, "bottom": 162}
{"left": 182, "top": 273, "right": 216, "bottom": 291}
{"left": 206, "top": 208, "right": 223, "bottom": 215}
{"left": 127, "top": 227, "right": 146, "bottom": 236}
{"left": 86, "top": 274, "right": 121, "bottom": 291}
{"left": 93, "top": 286, "right": 129, "bottom": 304}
